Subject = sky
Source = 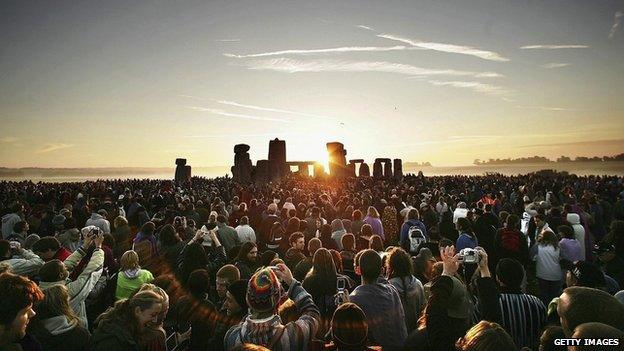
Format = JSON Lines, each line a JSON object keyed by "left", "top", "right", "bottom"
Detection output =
{"left": 1, "top": 0, "right": 623, "bottom": 168}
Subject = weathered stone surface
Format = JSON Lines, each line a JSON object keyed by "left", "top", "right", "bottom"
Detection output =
{"left": 232, "top": 144, "right": 253, "bottom": 182}
{"left": 349, "top": 159, "right": 365, "bottom": 164}
{"left": 175, "top": 159, "right": 191, "bottom": 183}
{"left": 269, "top": 138, "right": 287, "bottom": 181}
{"left": 313, "top": 163, "right": 326, "bottom": 179}
{"left": 286, "top": 161, "right": 315, "bottom": 177}
{"left": 373, "top": 160, "right": 383, "bottom": 179}
{"left": 384, "top": 161, "right": 393, "bottom": 179}
{"left": 393, "top": 159, "right": 403, "bottom": 181}
{"left": 255, "top": 160, "right": 270, "bottom": 183}
{"left": 175, "top": 158, "right": 187, "bottom": 166}
{"left": 234, "top": 144, "right": 250, "bottom": 153}
{"left": 359, "top": 162, "right": 370, "bottom": 177}
{"left": 327, "top": 142, "right": 348, "bottom": 178}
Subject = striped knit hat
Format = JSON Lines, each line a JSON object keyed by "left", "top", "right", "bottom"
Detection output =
{"left": 246, "top": 268, "right": 282, "bottom": 313}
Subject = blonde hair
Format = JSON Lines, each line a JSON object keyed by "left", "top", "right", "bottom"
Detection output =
{"left": 121, "top": 250, "right": 140, "bottom": 271}
{"left": 367, "top": 206, "right": 379, "bottom": 218}
{"left": 37, "top": 285, "right": 79, "bottom": 325}
{"left": 114, "top": 216, "right": 128, "bottom": 228}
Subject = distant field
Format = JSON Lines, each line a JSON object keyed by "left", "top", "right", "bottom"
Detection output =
{"left": 0, "top": 161, "right": 622, "bottom": 182}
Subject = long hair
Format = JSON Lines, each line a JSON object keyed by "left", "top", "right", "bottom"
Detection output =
{"left": 366, "top": 206, "right": 379, "bottom": 218}
{"left": 455, "top": 321, "right": 515, "bottom": 351}
{"left": 386, "top": 247, "right": 413, "bottom": 279}
{"left": 538, "top": 229, "right": 559, "bottom": 250}
{"left": 235, "top": 242, "right": 257, "bottom": 263}
{"left": 369, "top": 235, "right": 383, "bottom": 252}
{"left": 306, "top": 248, "right": 337, "bottom": 285}
{"left": 34, "top": 285, "right": 78, "bottom": 325}
{"left": 95, "top": 290, "right": 163, "bottom": 335}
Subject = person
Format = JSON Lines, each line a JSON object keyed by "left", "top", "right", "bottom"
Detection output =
{"left": 111, "top": 216, "right": 131, "bottom": 260}
{"left": 558, "top": 225, "right": 583, "bottom": 263}
{"left": 132, "top": 222, "right": 158, "bottom": 271}
{"left": 455, "top": 218, "right": 478, "bottom": 251}
{"left": 294, "top": 237, "right": 322, "bottom": 281}
{"left": 6, "top": 221, "right": 28, "bottom": 245}
{"left": 455, "top": 321, "right": 515, "bottom": 351}
{"left": 136, "top": 284, "right": 169, "bottom": 351}
{"left": 400, "top": 209, "right": 428, "bottom": 256}
{"left": 385, "top": 247, "right": 425, "bottom": 332}
{"left": 235, "top": 216, "right": 256, "bottom": 244}
{"left": 565, "top": 213, "right": 587, "bottom": 260}
{"left": 539, "top": 326, "right": 566, "bottom": 351}
{"left": 349, "top": 249, "right": 407, "bottom": 351}
{"left": 340, "top": 234, "right": 357, "bottom": 280}
{"left": 157, "top": 224, "right": 185, "bottom": 271}
{"left": 224, "top": 264, "right": 320, "bottom": 350}
{"left": 28, "top": 285, "right": 91, "bottom": 351}
{"left": 0, "top": 239, "right": 44, "bottom": 278}
{"left": 234, "top": 242, "right": 259, "bottom": 280}
{"left": 593, "top": 241, "right": 624, "bottom": 288}
{"left": 178, "top": 227, "right": 226, "bottom": 287}
{"left": 217, "top": 215, "right": 242, "bottom": 252}
{"left": 331, "top": 219, "right": 347, "bottom": 250}
{"left": 439, "top": 211, "right": 459, "bottom": 243}
{"left": 303, "top": 248, "right": 340, "bottom": 338}
{"left": 0, "top": 272, "right": 44, "bottom": 351}
{"left": 31, "top": 236, "right": 71, "bottom": 262}
{"left": 224, "top": 279, "right": 249, "bottom": 321}
{"left": 325, "top": 302, "right": 379, "bottom": 351}
{"left": 115, "top": 250, "right": 154, "bottom": 300}
{"left": 260, "top": 203, "right": 280, "bottom": 248}
{"left": 319, "top": 223, "right": 338, "bottom": 251}
{"left": 57, "top": 217, "right": 81, "bottom": 253}
{"left": 382, "top": 204, "right": 399, "bottom": 245}
{"left": 2, "top": 203, "right": 24, "bottom": 240}
{"left": 495, "top": 258, "right": 546, "bottom": 349}
{"left": 453, "top": 202, "right": 469, "bottom": 224}
{"left": 85, "top": 208, "right": 111, "bottom": 235}
{"left": 494, "top": 214, "right": 529, "bottom": 267}
{"left": 557, "top": 286, "right": 624, "bottom": 336}
{"left": 351, "top": 210, "right": 364, "bottom": 236}
{"left": 284, "top": 232, "right": 306, "bottom": 271}
{"left": 569, "top": 322, "right": 624, "bottom": 351}
{"left": 363, "top": 207, "right": 384, "bottom": 241}
{"left": 38, "top": 230, "right": 105, "bottom": 328}
{"left": 532, "top": 229, "right": 563, "bottom": 305}
{"left": 215, "top": 265, "right": 241, "bottom": 308}
{"left": 177, "top": 269, "right": 219, "bottom": 351}
{"left": 91, "top": 290, "right": 164, "bottom": 351}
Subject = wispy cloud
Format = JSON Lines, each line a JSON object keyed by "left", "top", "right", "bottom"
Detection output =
{"left": 216, "top": 100, "right": 334, "bottom": 120}
{"left": 216, "top": 39, "right": 241, "bottom": 42}
{"left": 356, "top": 25, "right": 376, "bottom": 31}
{"left": 427, "top": 80, "right": 511, "bottom": 95}
{"left": 184, "top": 132, "right": 295, "bottom": 139}
{"left": 224, "top": 45, "right": 417, "bottom": 58}
{"left": 241, "top": 57, "right": 504, "bottom": 78}
{"left": 1, "top": 136, "right": 19, "bottom": 143}
{"left": 515, "top": 105, "right": 579, "bottom": 111}
{"left": 377, "top": 34, "right": 510, "bottom": 62}
{"left": 609, "top": 11, "right": 623, "bottom": 39}
{"left": 36, "top": 143, "right": 74, "bottom": 154}
{"left": 540, "top": 62, "right": 571, "bottom": 69}
{"left": 519, "top": 44, "right": 589, "bottom": 49}
{"left": 188, "top": 106, "right": 292, "bottom": 123}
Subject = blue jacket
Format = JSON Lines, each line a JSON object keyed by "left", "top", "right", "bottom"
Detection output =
{"left": 400, "top": 219, "right": 428, "bottom": 247}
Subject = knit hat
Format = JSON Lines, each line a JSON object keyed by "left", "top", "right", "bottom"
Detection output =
{"left": 227, "top": 279, "right": 249, "bottom": 311}
{"left": 246, "top": 268, "right": 282, "bottom": 313}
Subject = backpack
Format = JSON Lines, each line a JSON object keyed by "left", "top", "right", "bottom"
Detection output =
{"left": 408, "top": 226, "right": 426, "bottom": 254}
{"left": 500, "top": 229, "right": 521, "bottom": 252}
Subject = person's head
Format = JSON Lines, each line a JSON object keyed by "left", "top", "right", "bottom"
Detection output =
{"left": 188, "top": 269, "right": 210, "bottom": 299}
{"left": 246, "top": 268, "right": 282, "bottom": 317}
{"left": 31, "top": 237, "right": 61, "bottom": 261}
{"left": 593, "top": 241, "right": 617, "bottom": 263}
{"left": 320, "top": 223, "right": 332, "bottom": 238}
{"left": 341, "top": 233, "right": 355, "bottom": 251}
{"left": 366, "top": 206, "right": 379, "bottom": 218}
{"left": 369, "top": 235, "right": 383, "bottom": 252}
{"left": 267, "top": 203, "right": 278, "bottom": 215}
{"left": 495, "top": 258, "right": 525, "bottom": 291}
{"left": 120, "top": 250, "right": 140, "bottom": 271}
{"left": 0, "top": 273, "right": 44, "bottom": 344}
{"left": 158, "top": 224, "right": 180, "bottom": 247}
{"left": 386, "top": 247, "right": 413, "bottom": 279}
{"left": 13, "top": 221, "right": 28, "bottom": 234}
{"left": 140, "top": 221, "right": 156, "bottom": 236}
{"left": 310, "top": 248, "right": 337, "bottom": 278}
{"left": 138, "top": 283, "right": 169, "bottom": 324}
{"left": 96, "top": 290, "right": 163, "bottom": 332}
{"left": 286, "top": 217, "right": 300, "bottom": 233}
{"left": 115, "top": 215, "right": 128, "bottom": 228}
{"left": 569, "top": 323, "right": 624, "bottom": 351}
{"left": 308, "top": 238, "right": 322, "bottom": 257}
{"left": 216, "top": 264, "right": 241, "bottom": 298}
{"left": 236, "top": 242, "right": 258, "bottom": 264}
{"left": 34, "top": 284, "right": 78, "bottom": 324}
{"left": 535, "top": 214, "right": 547, "bottom": 228}
{"left": 359, "top": 249, "right": 382, "bottom": 283}
{"left": 564, "top": 260, "right": 605, "bottom": 289}
{"left": 455, "top": 321, "right": 515, "bottom": 351}
{"left": 240, "top": 216, "right": 249, "bottom": 226}
{"left": 38, "top": 259, "right": 69, "bottom": 283}
{"left": 289, "top": 232, "right": 305, "bottom": 251}
{"left": 538, "top": 229, "right": 559, "bottom": 249}
{"left": 331, "top": 219, "right": 344, "bottom": 233}
{"left": 557, "top": 286, "right": 624, "bottom": 336}
{"left": 225, "top": 279, "right": 248, "bottom": 317}
{"left": 408, "top": 209, "right": 420, "bottom": 221}
{"left": 216, "top": 215, "right": 227, "bottom": 224}
{"left": 260, "top": 250, "right": 279, "bottom": 267}
{"left": 456, "top": 217, "right": 472, "bottom": 233}
{"left": 330, "top": 302, "right": 369, "bottom": 349}
{"left": 360, "top": 223, "right": 373, "bottom": 237}
{"left": 557, "top": 225, "right": 575, "bottom": 240}
{"left": 539, "top": 326, "right": 566, "bottom": 351}
{"left": 504, "top": 214, "right": 520, "bottom": 231}
{"left": 352, "top": 209, "right": 362, "bottom": 221}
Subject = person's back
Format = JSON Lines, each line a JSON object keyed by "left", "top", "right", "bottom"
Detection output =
{"left": 217, "top": 218, "right": 241, "bottom": 252}
{"left": 388, "top": 275, "right": 425, "bottom": 332}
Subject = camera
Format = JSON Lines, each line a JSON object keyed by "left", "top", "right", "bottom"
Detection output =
{"left": 335, "top": 277, "right": 348, "bottom": 305}
{"left": 458, "top": 248, "right": 480, "bottom": 264}
{"left": 90, "top": 227, "right": 100, "bottom": 236}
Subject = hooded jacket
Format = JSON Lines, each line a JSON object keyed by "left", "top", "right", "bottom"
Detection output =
{"left": 85, "top": 213, "right": 111, "bottom": 234}
{"left": 388, "top": 276, "right": 426, "bottom": 332}
{"left": 28, "top": 316, "right": 90, "bottom": 351}
{"left": 566, "top": 213, "right": 586, "bottom": 260}
{"left": 57, "top": 228, "right": 81, "bottom": 252}
{"left": 91, "top": 319, "right": 139, "bottom": 351}
{"left": 1, "top": 249, "right": 44, "bottom": 278}
{"left": 115, "top": 268, "right": 154, "bottom": 300}
{"left": 39, "top": 247, "right": 104, "bottom": 328}
{"left": 400, "top": 219, "right": 428, "bottom": 250}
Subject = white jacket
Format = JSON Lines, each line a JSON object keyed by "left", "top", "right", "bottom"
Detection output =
{"left": 3, "top": 249, "right": 44, "bottom": 277}
{"left": 235, "top": 224, "right": 256, "bottom": 243}
{"left": 85, "top": 213, "right": 111, "bottom": 234}
{"left": 566, "top": 213, "right": 586, "bottom": 260}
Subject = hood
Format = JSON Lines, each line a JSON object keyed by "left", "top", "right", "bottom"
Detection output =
{"left": 41, "top": 316, "right": 77, "bottom": 335}
{"left": 123, "top": 268, "right": 141, "bottom": 279}
{"left": 65, "top": 228, "right": 81, "bottom": 241}
{"left": 90, "top": 213, "right": 104, "bottom": 220}
{"left": 389, "top": 276, "right": 419, "bottom": 294}
{"left": 567, "top": 213, "right": 581, "bottom": 225}
{"left": 238, "top": 314, "right": 281, "bottom": 345}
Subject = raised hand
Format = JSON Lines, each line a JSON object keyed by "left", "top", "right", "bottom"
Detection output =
{"left": 440, "top": 245, "right": 460, "bottom": 277}
{"left": 474, "top": 246, "right": 491, "bottom": 277}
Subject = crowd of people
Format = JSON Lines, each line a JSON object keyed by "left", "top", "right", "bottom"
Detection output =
{"left": 1, "top": 171, "right": 624, "bottom": 351}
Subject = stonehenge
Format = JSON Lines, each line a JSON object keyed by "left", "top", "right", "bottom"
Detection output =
{"left": 174, "top": 158, "right": 192, "bottom": 183}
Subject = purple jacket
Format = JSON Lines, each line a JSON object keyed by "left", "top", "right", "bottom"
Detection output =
{"left": 363, "top": 216, "right": 385, "bottom": 240}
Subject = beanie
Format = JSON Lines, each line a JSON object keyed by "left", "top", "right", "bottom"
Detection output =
{"left": 246, "top": 268, "right": 281, "bottom": 313}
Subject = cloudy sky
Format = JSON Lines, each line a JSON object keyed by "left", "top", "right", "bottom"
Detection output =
{"left": 1, "top": 0, "right": 623, "bottom": 168}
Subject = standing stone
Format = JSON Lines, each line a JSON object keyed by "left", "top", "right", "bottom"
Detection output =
{"left": 373, "top": 159, "right": 383, "bottom": 179}
{"left": 231, "top": 144, "right": 253, "bottom": 183}
{"left": 383, "top": 159, "right": 393, "bottom": 179}
{"left": 254, "top": 160, "right": 270, "bottom": 183}
{"left": 393, "top": 159, "right": 403, "bottom": 182}
{"left": 268, "top": 138, "right": 287, "bottom": 181}
{"left": 175, "top": 158, "right": 192, "bottom": 183}
{"left": 313, "top": 163, "right": 326, "bottom": 179}
{"left": 359, "top": 162, "right": 370, "bottom": 177}
{"left": 326, "top": 142, "right": 347, "bottom": 178}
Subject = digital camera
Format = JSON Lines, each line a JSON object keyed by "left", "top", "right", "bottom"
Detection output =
{"left": 458, "top": 248, "right": 480, "bottom": 264}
